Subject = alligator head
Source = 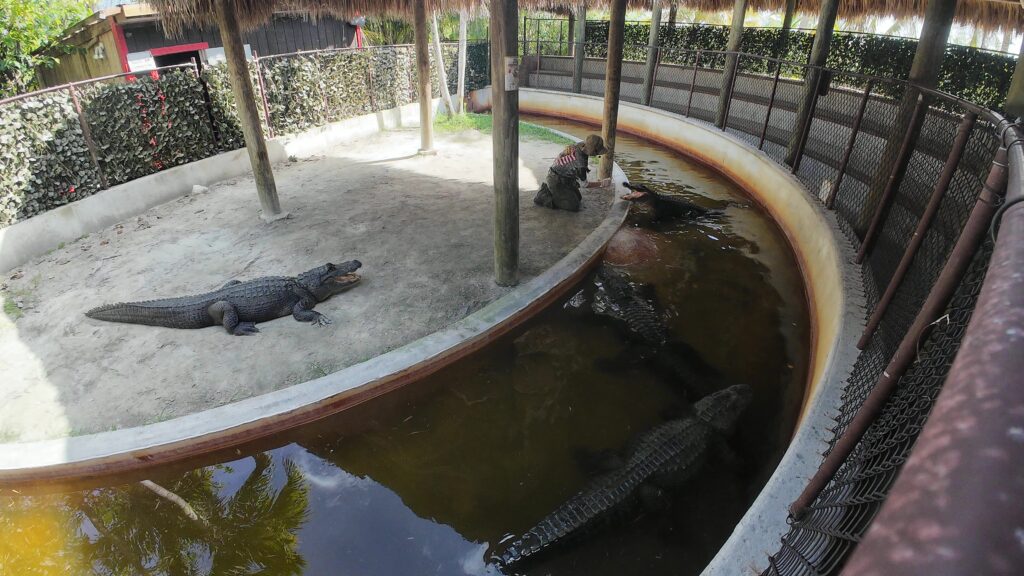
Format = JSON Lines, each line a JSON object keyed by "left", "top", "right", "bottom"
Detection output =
{"left": 620, "top": 181, "right": 656, "bottom": 203}
{"left": 297, "top": 260, "right": 362, "bottom": 301}
{"left": 591, "top": 265, "right": 632, "bottom": 320}
{"left": 693, "top": 384, "right": 753, "bottom": 433}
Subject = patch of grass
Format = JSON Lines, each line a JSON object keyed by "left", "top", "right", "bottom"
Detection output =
{"left": 433, "top": 112, "right": 572, "bottom": 145}
{"left": 0, "top": 428, "right": 18, "bottom": 443}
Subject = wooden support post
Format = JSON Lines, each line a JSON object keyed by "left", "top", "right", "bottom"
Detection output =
{"left": 413, "top": 1, "right": 434, "bottom": 153}
{"left": 456, "top": 11, "right": 468, "bottom": 113}
{"left": 642, "top": 2, "right": 663, "bottom": 106}
{"left": 778, "top": 0, "right": 797, "bottom": 58}
{"left": 572, "top": 6, "right": 587, "bottom": 94}
{"left": 716, "top": 0, "right": 747, "bottom": 129}
{"left": 491, "top": 0, "right": 519, "bottom": 286}
{"left": 668, "top": 3, "right": 678, "bottom": 27}
{"left": 859, "top": 0, "right": 957, "bottom": 230}
{"left": 785, "top": 0, "right": 839, "bottom": 167}
{"left": 1005, "top": 40, "right": 1024, "bottom": 116}
{"left": 431, "top": 14, "right": 455, "bottom": 115}
{"left": 567, "top": 11, "right": 576, "bottom": 56}
{"left": 213, "top": 0, "right": 283, "bottom": 221}
{"left": 599, "top": 0, "right": 629, "bottom": 180}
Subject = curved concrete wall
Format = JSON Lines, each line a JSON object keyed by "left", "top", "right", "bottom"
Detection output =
{"left": 518, "top": 89, "right": 863, "bottom": 575}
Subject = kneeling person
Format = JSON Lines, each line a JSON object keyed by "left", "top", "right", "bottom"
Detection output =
{"left": 534, "top": 134, "right": 609, "bottom": 212}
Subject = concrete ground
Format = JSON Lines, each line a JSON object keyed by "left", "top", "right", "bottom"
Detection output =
{"left": 0, "top": 127, "right": 613, "bottom": 442}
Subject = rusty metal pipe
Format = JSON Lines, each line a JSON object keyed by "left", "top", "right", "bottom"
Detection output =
{"left": 790, "top": 146, "right": 1009, "bottom": 520}
{"left": 790, "top": 70, "right": 824, "bottom": 174}
{"left": 825, "top": 81, "right": 873, "bottom": 209}
{"left": 252, "top": 52, "right": 275, "bottom": 139}
{"left": 720, "top": 54, "right": 741, "bottom": 131}
{"left": 845, "top": 127, "right": 1024, "bottom": 576}
{"left": 685, "top": 50, "right": 701, "bottom": 117}
{"left": 857, "top": 93, "right": 927, "bottom": 263}
{"left": 759, "top": 62, "right": 783, "bottom": 150}
{"left": 858, "top": 112, "right": 978, "bottom": 349}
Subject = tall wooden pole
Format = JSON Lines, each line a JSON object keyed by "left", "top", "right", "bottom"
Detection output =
{"left": 413, "top": 1, "right": 434, "bottom": 153}
{"left": 456, "top": 11, "right": 468, "bottom": 113}
{"left": 859, "top": 0, "right": 957, "bottom": 230}
{"left": 642, "top": 1, "right": 663, "bottom": 106}
{"left": 491, "top": 0, "right": 519, "bottom": 286}
{"left": 785, "top": 0, "right": 839, "bottom": 166}
{"left": 599, "top": 0, "right": 629, "bottom": 180}
{"left": 567, "top": 11, "right": 576, "bottom": 56}
{"left": 668, "top": 3, "right": 678, "bottom": 27}
{"left": 572, "top": 5, "right": 587, "bottom": 93}
{"left": 213, "top": 0, "right": 283, "bottom": 220}
{"left": 778, "top": 0, "right": 797, "bottom": 58}
{"left": 716, "top": 0, "right": 748, "bottom": 128}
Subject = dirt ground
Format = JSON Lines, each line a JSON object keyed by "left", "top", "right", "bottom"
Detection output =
{"left": 0, "top": 127, "right": 613, "bottom": 442}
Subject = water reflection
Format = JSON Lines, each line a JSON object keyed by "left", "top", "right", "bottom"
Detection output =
{"left": 0, "top": 120, "right": 809, "bottom": 576}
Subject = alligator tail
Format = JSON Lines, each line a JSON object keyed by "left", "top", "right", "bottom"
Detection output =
{"left": 85, "top": 299, "right": 205, "bottom": 328}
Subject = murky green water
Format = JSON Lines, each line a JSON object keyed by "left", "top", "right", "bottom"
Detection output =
{"left": 0, "top": 120, "right": 809, "bottom": 576}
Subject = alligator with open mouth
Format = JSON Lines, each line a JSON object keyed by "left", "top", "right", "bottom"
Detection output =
{"left": 621, "top": 181, "right": 719, "bottom": 221}
{"left": 494, "top": 384, "right": 753, "bottom": 567}
{"left": 85, "top": 260, "right": 362, "bottom": 335}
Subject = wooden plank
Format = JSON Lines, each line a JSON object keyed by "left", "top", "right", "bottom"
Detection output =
{"left": 491, "top": 0, "right": 519, "bottom": 286}
{"left": 213, "top": 0, "right": 283, "bottom": 220}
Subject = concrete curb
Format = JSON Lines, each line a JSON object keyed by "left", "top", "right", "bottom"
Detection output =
{"left": 0, "top": 124, "right": 629, "bottom": 484}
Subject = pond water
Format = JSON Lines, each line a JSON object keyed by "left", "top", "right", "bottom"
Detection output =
{"left": 0, "top": 119, "right": 809, "bottom": 576}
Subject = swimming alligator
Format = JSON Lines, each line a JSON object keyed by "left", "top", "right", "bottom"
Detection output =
{"left": 85, "top": 261, "right": 362, "bottom": 335}
{"left": 592, "top": 265, "right": 721, "bottom": 397}
{"left": 621, "top": 181, "right": 718, "bottom": 221}
{"left": 494, "top": 384, "right": 753, "bottom": 567}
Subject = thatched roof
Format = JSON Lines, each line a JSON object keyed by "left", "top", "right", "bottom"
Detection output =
{"left": 150, "top": 0, "right": 1024, "bottom": 36}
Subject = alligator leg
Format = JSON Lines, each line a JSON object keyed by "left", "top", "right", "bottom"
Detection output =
{"left": 208, "top": 301, "right": 259, "bottom": 335}
{"left": 292, "top": 302, "right": 332, "bottom": 327}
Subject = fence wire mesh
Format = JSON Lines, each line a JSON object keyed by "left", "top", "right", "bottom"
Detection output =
{"left": 529, "top": 42, "right": 1002, "bottom": 575}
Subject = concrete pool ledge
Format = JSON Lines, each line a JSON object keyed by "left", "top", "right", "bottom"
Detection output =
{"left": 0, "top": 125, "right": 629, "bottom": 484}
{"left": 518, "top": 89, "right": 864, "bottom": 576}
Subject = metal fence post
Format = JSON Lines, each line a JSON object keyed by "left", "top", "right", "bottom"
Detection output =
{"left": 826, "top": 80, "right": 874, "bottom": 209}
{"left": 252, "top": 51, "right": 275, "bottom": 138}
{"left": 856, "top": 93, "right": 928, "bottom": 263}
{"left": 67, "top": 85, "right": 108, "bottom": 190}
{"left": 858, "top": 111, "right": 978, "bottom": 349}
{"left": 686, "top": 50, "right": 701, "bottom": 117}
{"left": 642, "top": 46, "right": 660, "bottom": 106}
{"left": 759, "top": 60, "right": 782, "bottom": 149}
{"left": 720, "top": 52, "right": 741, "bottom": 131}
{"left": 790, "top": 68, "right": 825, "bottom": 173}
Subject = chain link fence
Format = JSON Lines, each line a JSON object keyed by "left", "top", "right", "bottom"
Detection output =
{"left": 530, "top": 41, "right": 1007, "bottom": 575}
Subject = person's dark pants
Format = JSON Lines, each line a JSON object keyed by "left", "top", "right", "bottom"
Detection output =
{"left": 533, "top": 171, "right": 582, "bottom": 212}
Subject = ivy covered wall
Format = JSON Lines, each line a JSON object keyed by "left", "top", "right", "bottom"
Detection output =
{"left": 0, "top": 43, "right": 490, "bottom": 230}
{"left": 582, "top": 22, "right": 1016, "bottom": 111}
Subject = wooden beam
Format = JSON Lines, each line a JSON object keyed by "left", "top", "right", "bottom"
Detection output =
{"left": 785, "top": 0, "right": 839, "bottom": 166}
{"left": 213, "top": 0, "right": 283, "bottom": 220}
{"left": 572, "top": 5, "right": 587, "bottom": 93}
{"left": 491, "top": 0, "right": 519, "bottom": 286}
{"left": 716, "top": 0, "right": 747, "bottom": 128}
{"left": 642, "top": 1, "right": 663, "bottom": 106}
{"left": 779, "top": 0, "right": 797, "bottom": 58}
{"left": 413, "top": 1, "right": 434, "bottom": 153}
{"left": 599, "top": 0, "right": 629, "bottom": 180}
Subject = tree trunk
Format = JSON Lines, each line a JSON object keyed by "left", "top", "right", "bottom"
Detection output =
{"left": 431, "top": 14, "right": 455, "bottom": 115}
{"left": 778, "top": 0, "right": 797, "bottom": 58}
{"left": 599, "top": 0, "right": 629, "bottom": 180}
{"left": 716, "top": 0, "right": 748, "bottom": 128}
{"left": 642, "top": 1, "right": 663, "bottom": 106}
{"left": 491, "top": 0, "right": 519, "bottom": 286}
{"left": 573, "top": 6, "right": 587, "bottom": 93}
{"left": 784, "top": 0, "right": 840, "bottom": 166}
{"left": 457, "top": 11, "right": 468, "bottom": 113}
{"left": 413, "top": 2, "right": 434, "bottom": 152}
{"left": 213, "top": 0, "right": 283, "bottom": 221}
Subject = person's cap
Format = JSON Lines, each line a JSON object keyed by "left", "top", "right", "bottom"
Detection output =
{"left": 583, "top": 134, "right": 608, "bottom": 156}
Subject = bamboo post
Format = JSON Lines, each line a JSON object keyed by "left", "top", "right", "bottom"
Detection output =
{"left": 785, "top": 0, "right": 839, "bottom": 166}
{"left": 599, "top": 0, "right": 629, "bottom": 180}
{"left": 413, "top": 2, "right": 434, "bottom": 153}
{"left": 431, "top": 14, "right": 456, "bottom": 115}
{"left": 456, "top": 11, "right": 468, "bottom": 113}
{"left": 491, "top": 0, "right": 519, "bottom": 286}
{"left": 213, "top": 0, "right": 283, "bottom": 221}
{"left": 716, "top": 0, "right": 748, "bottom": 129}
{"left": 572, "top": 6, "right": 587, "bottom": 94}
{"left": 642, "top": 2, "right": 663, "bottom": 106}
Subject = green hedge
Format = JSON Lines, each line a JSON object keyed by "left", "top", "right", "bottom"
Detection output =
{"left": 583, "top": 22, "right": 1016, "bottom": 110}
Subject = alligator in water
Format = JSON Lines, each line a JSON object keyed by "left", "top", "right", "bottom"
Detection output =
{"left": 621, "top": 181, "right": 719, "bottom": 222}
{"left": 494, "top": 384, "right": 753, "bottom": 567}
{"left": 591, "top": 265, "right": 721, "bottom": 397}
{"left": 86, "top": 261, "right": 362, "bottom": 335}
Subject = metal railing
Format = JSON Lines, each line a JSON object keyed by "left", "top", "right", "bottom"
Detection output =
{"left": 527, "top": 42, "right": 1023, "bottom": 574}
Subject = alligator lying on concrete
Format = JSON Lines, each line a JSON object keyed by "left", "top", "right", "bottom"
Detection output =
{"left": 621, "top": 181, "right": 719, "bottom": 221}
{"left": 494, "top": 384, "right": 753, "bottom": 567}
{"left": 592, "top": 265, "right": 721, "bottom": 397}
{"left": 86, "top": 261, "right": 362, "bottom": 335}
